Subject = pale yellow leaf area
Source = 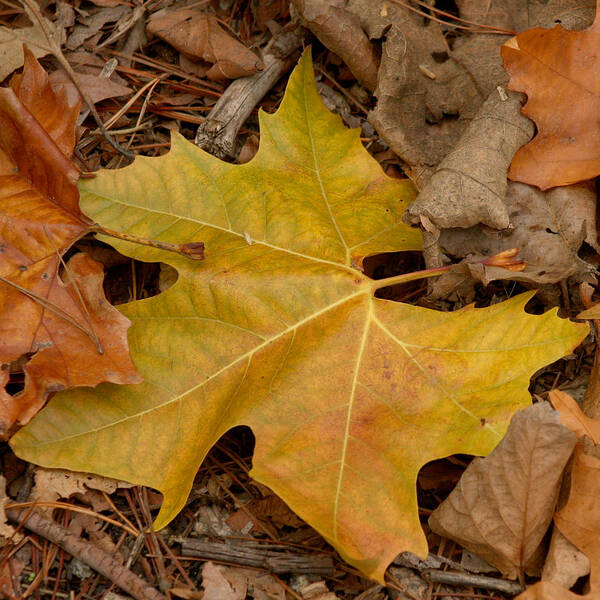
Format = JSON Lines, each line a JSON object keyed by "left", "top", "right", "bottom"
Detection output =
{"left": 11, "top": 50, "right": 587, "bottom": 581}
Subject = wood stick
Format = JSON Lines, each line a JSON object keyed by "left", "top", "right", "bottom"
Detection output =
{"left": 177, "top": 537, "right": 335, "bottom": 576}
{"left": 6, "top": 507, "right": 167, "bottom": 600}
{"left": 422, "top": 570, "right": 523, "bottom": 595}
{"left": 195, "top": 25, "right": 304, "bottom": 159}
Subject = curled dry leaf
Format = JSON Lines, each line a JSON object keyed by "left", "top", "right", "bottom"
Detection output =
{"left": 11, "top": 51, "right": 587, "bottom": 582}
{"left": 0, "top": 49, "right": 140, "bottom": 435}
{"left": 342, "top": 0, "right": 527, "bottom": 185}
{"left": 502, "top": 0, "right": 600, "bottom": 189}
{"left": 404, "top": 88, "right": 533, "bottom": 231}
{"left": 429, "top": 402, "right": 576, "bottom": 579}
{"left": 429, "top": 180, "right": 599, "bottom": 297}
{"left": 147, "top": 9, "right": 263, "bottom": 80}
{"left": 291, "top": 0, "right": 378, "bottom": 92}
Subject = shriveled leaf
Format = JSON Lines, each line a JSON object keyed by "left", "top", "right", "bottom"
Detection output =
{"left": 147, "top": 9, "right": 263, "bottom": 80}
{"left": 0, "top": 50, "right": 140, "bottom": 433}
{"left": 292, "top": 0, "right": 378, "bottom": 92}
{"left": 502, "top": 0, "right": 600, "bottom": 189}
{"left": 429, "top": 403, "right": 576, "bottom": 579}
{"left": 11, "top": 50, "right": 587, "bottom": 581}
{"left": 432, "top": 181, "right": 599, "bottom": 296}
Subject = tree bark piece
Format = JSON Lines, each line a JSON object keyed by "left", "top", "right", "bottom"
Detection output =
{"left": 6, "top": 507, "right": 167, "bottom": 600}
{"left": 177, "top": 537, "right": 336, "bottom": 576}
{"left": 194, "top": 25, "right": 304, "bottom": 159}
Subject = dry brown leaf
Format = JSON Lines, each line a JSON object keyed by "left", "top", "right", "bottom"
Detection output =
{"left": 30, "top": 466, "right": 132, "bottom": 506}
{"left": 404, "top": 89, "right": 533, "bottom": 231}
{"left": 0, "top": 475, "right": 20, "bottom": 546}
{"left": 65, "top": 6, "right": 129, "bottom": 51}
{"left": 517, "top": 580, "right": 585, "bottom": 600}
{"left": 431, "top": 180, "right": 599, "bottom": 295}
{"left": 0, "top": 49, "right": 141, "bottom": 433}
{"left": 541, "top": 528, "right": 590, "bottom": 590}
{"left": 344, "top": 0, "right": 513, "bottom": 184}
{"left": 49, "top": 69, "right": 131, "bottom": 106}
{"left": 549, "top": 390, "right": 600, "bottom": 444}
{"left": 147, "top": 9, "right": 263, "bottom": 80}
{"left": 502, "top": 0, "right": 600, "bottom": 189}
{"left": 292, "top": 0, "right": 378, "bottom": 91}
{"left": 0, "top": 4, "right": 55, "bottom": 82}
{"left": 201, "top": 562, "right": 285, "bottom": 600}
{"left": 429, "top": 402, "right": 576, "bottom": 579}
{"left": 555, "top": 444, "right": 600, "bottom": 588}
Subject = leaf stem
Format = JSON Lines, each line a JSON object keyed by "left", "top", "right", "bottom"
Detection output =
{"left": 370, "top": 265, "right": 452, "bottom": 293}
{"left": 370, "top": 248, "right": 526, "bottom": 294}
{"left": 91, "top": 225, "right": 205, "bottom": 260}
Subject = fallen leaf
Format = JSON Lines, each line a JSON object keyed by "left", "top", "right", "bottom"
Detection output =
{"left": 549, "top": 389, "right": 600, "bottom": 443}
{"left": 516, "top": 580, "right": 585, "bottom": 600}
{"left": 0, "top": 49, "right": 140, "bottom": 433}
{"left": 201, "top": 562, "right": 247, "bottom": 600}
{"left": 202, "top": 563, "right": 286, "bottom": 600}
{"left": 292, "top": 0, "right": 378, "bottom": 91}
{"left": 11, "top": 50, "right": 587, "bottom": 582}
{"left": 65, "top": 5, "right": 129, "bottom": 51}
{"left": 0, "top": 475, "right": 20, "bottom": 546}
{"left": 555, "top": 443, "right": 600, "bottom": 588}
{"left": 433, "top": 180, "right": 599, "bottom": 292}
{"left": 541, "top": 528, "right": 590, "bottom": 590}
{"left": 49, "top": 69, "right": 131, "bottom": 106}
{"left": 29, "top": 466, "right": 132, "bottom": 505}
{"left": 404, "top": 88, "right": 533, "bottom": 231}
{"left": 147, "top": 9, "right": 263, "bottom": 80}
{"left": 502, "top": 0, "right": 600, "bottom": 189}
{"left": 429, "top": 402, "right": 576, "bottom": 579}
{"left": 0, "top": 4, "right": 55, "bottom": 81}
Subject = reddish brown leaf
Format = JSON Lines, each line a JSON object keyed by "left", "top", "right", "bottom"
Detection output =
{"left": 502, "top": 0, "right": 600, "bottom": 189}
{"left": 146, "top": 10, "right": 263, "bottom": 80}
{"left": 0, "top": 49, "right": 141, "bottom": 435}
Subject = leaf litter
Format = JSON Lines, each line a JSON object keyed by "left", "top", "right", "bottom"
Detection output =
{"left": 1, "top": 0, "right": 600, "bottom": 598}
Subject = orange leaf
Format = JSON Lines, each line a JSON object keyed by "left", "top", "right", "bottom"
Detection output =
{"left": 0, "top": 49, "right": 141, "bottom": 435}
{"left": 548, "top": 389, "right": 600, "bottom": 444}
{"left": 502, "top": 0, "right": 600, "bottom": 189}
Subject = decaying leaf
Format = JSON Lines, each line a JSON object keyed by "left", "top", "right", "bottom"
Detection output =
{"left": 49, "top": 69, "right": 131, "bottom": 106}
{"left": 0, "top": 475, "right": 20, "bottom": 546}
{"left": 0, "top": 49, "right": 140, "bottom": 433}
{"left": 502, "top": 0, "right": 600, "bottom": 189}
{"left": 518, "top": 391, "right": 600, "bottom": 599}
{"left": 11, "top": 51, "right": 587, "bottom": 582}
{"left": 146, "top": 9, "right": 263, "bottom": 80}
{"left": 201, "top": 562, "right": 285, "bottom": 600}
{"left": 404, "top": 89, "right": 533, "bottom": 232}
{"left": 429, "top": 402, "right": 576, "bottom": 579}
{"left": 0, "top": 3, "right": 55, "bottom": 82}
{"left": 429, "top": 180, "right": 599, "bottom": 296}
{"left": 292, "top": 0, "right": 378, "bottom": 92}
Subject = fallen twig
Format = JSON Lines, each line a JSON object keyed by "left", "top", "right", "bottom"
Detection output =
{"left": 6, "top": 507, "right": 167, "bottom": 600}
{"left": 177, "top": 537, "right": 336, "bottom": 576}
{"left": 422, "top": 570, "right": 523, "bottom": 595}
{"left": 195, "top": 24, "right": 304, "bottom": 158}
